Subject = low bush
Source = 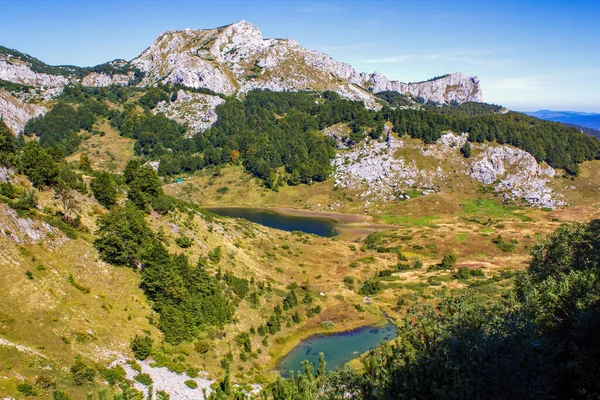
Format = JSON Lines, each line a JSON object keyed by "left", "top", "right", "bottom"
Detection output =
{"left": 131, "top": 334, "right": 152, "bottom": 360}
{"left": 184, "top": 380, "right": 198, "bottom": 389}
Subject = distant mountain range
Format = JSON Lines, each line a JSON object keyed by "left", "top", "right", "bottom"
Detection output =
{"left": 525, "top": 110, "right": 600, "bottom": 137}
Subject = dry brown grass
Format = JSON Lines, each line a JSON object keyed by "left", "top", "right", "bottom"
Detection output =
{"left": 67, "top": 119, "right": 135, "bottom": 172}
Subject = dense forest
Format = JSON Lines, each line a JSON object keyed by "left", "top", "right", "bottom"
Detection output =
{"left": 22, "top": 84, "right": 600, "bottom": 187}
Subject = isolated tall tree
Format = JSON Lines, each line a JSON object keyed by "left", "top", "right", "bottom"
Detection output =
{"left": 460, "top": 141, "right": 472, "bottom": 158}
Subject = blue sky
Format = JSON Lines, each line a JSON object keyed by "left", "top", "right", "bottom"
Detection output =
{"left": 1, "top": 0, "right": 599, "bottom": 112}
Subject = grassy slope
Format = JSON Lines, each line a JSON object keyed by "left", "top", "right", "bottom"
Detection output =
{"left": 3, "top": 121, "right": 600, "bottom": 396}
{"left": 0, "top": 205, "right": 157, "bottom": 398}
{"left": 67, "top": 119, "right": 135, "bottom": 173}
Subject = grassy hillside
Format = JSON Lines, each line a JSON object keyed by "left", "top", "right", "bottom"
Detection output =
{"left": 1, "top": 86, "right": 600, "bottom": 399}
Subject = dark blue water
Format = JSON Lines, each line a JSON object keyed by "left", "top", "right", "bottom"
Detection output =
{"left": 205, "top": 207, "right": 339, "bottom": 237}
{"left": 279, "top": 322, "right": 397, "bottom": 376}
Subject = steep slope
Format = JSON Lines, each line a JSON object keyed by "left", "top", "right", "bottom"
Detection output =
{"left": 0, "top": 88, "right": 47, "bottom": 133}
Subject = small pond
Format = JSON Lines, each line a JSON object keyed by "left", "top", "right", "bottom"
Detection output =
{"left": 205, "top": 207, "right": 339, "bottom": 237}
{"left": 278, "top": 322, "right": 397, "bottom": 376}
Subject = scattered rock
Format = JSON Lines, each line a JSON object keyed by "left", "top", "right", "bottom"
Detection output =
{"left": 154, "top": 89, "right": 225, "bottom": 134}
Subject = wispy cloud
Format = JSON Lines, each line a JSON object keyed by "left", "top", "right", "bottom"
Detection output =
{"left": 362, "top": 55, "right": 416, "bottom": 63}
{"left": 363, "top": 50, "right": 494, "bottom": 64}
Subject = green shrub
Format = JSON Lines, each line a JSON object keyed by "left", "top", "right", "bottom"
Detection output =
{"left": 429, "top": 254, "right": 456, "bottom": 271}
{"left": 455, "top": 267, "right": 472, "bottom": 280}
{"left": 493, "top": 235, "right": 517, "bottom": 252}
{"left": 131, "top": 334, "right": 152, "bottom": 360}
{"left": 186, "top": 367, "right": 198, "bottom": 378}
{"left": 67, "top": 274, "right": 90, "bottom": 293}
{"left": 156, "top": 390, "right": 170, "bottom": 400}
{"left": 184, "top": 380, "right": 198, "bottom": 389}
{"left": 194, "top": 340, "right": 210, "bottom": 354}
{"left": 235, "top": 332, "right": 252, "bottom": 353}
{"left": 208, "top": 246, "right": 222, "bottom": 263}
{"left": 17, "top": 383, "right": 36, "bottom": 396}
{"left": 98, "top": 366, "right": 126, "bottom": 385}
{"left": 359, "top": 279, "right": 382, "bottom": 295}
{"left": 70, "top": 357, "right": 95, "bottom": 386}
{"left": 343, "top": 276, "right": 354, "bottom": 289}
{"left": 175, "top": 235, "right": 192, "bottom": 248}
{"left": 135, "top": 373, "right": 153, "bottom": 386}
{"left": 12, "top": 190, "right": 37, "bottom": 210}
{"left": 322, "top": 321, "right": 336, "bottom": 330}
{"left": 460, "top": 141, "right": 472, "bottom": 158}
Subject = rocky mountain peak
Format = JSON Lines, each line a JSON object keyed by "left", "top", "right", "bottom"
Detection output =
{"left": 131, "top": 21, "right": 482, "bottom": 106}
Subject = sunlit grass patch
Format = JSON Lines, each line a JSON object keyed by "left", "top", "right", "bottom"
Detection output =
{"left": 460, "top": 198, "right": 531, "bottom": 221}
{"left": 378, "top": 214, "right": 438, "bottom": 227}
{"left": 455, "top": 232, "right": 469, "bottom": 241}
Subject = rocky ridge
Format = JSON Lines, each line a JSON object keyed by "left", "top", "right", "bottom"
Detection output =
{"left": 132, "top": 21, "right": 481, "bottom": 107}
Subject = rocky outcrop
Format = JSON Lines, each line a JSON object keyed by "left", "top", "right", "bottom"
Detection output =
{"left": 0, "top": 88, "right": 47, "bottom": 133}
{"left": 81, "top": 72, "right": 133, "bottom": 87}
{"left": 121, "top": 358, "right": 214, "bottom": 400}
{"left": 470, "top": 146, "right": 563, "bottom": 208}
{"left": 332, "top": 127, "right": 442, "bottom": 206}
{"left": 0, "top": 58, "right": 68, "bottom": 88}
{"left": 0, "top": 204, "right": 65, "bottom": 245}
{"left": 153, "top": 89, "right": 225, "bottom": 134}
{"left": 333, "top": 130, "right": 564, "bottom": 210}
